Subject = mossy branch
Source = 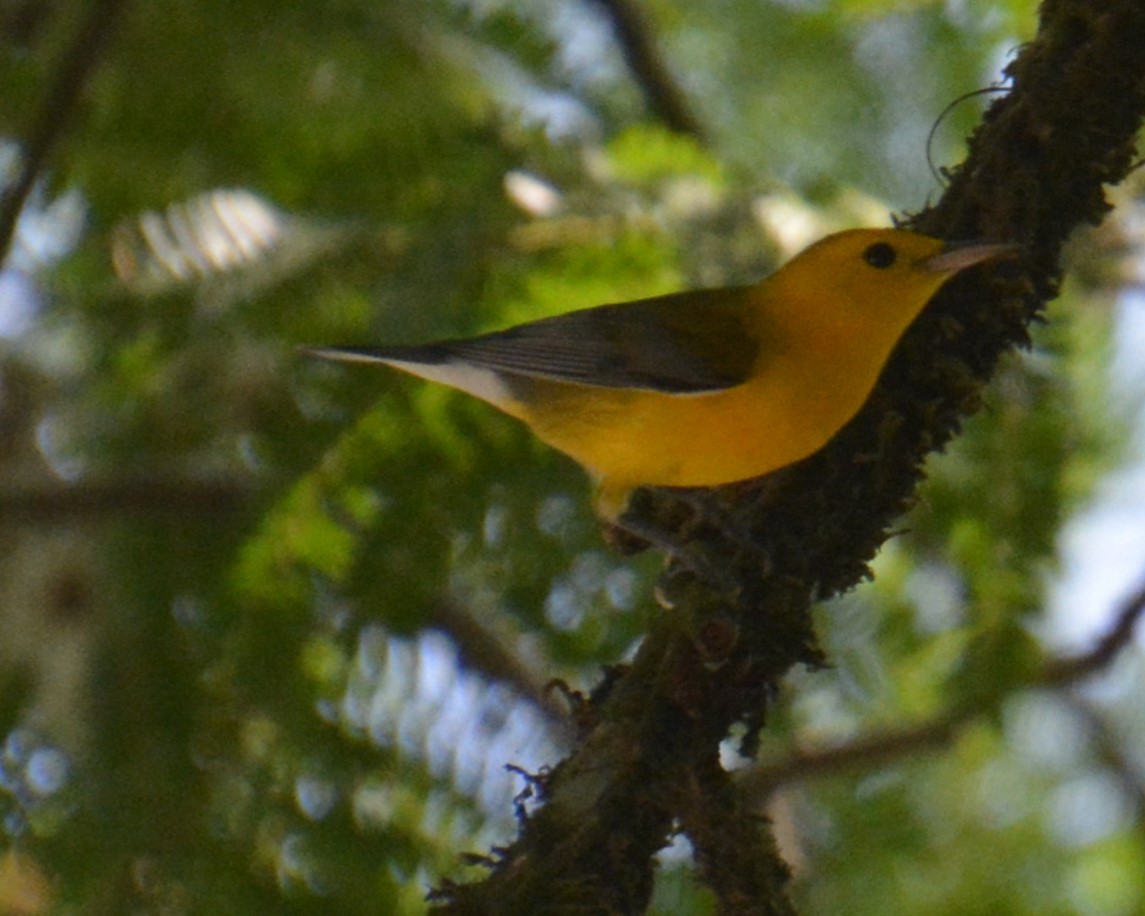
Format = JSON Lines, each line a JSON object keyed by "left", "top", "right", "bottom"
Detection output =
{"left": 432, "top": 2, "right": 1145, "bottom": 912}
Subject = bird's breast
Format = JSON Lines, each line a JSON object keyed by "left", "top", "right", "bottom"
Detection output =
{"left": 512, "top": 346, "right": 881, "bottom": 492}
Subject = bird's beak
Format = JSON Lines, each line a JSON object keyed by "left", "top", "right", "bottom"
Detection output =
{"left": 920, "top": 240, "right": 1023, "bottom": 274}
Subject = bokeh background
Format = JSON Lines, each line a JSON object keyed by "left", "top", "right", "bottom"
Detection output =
{"left": 2, "top": 0, "right": 1145, "bottom": 913}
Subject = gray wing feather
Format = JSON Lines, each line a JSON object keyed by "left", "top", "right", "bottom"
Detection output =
{"left": 383, "top": 287, "right": 761, "bottom": 394}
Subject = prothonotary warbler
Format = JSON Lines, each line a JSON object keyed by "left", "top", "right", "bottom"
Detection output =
{"left": 306, "top": 228, "right": 1016, "bottom": 520}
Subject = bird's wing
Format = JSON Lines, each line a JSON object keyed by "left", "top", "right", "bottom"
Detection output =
{"left": 334, "top": 286, "right": 762, "bottom": 394}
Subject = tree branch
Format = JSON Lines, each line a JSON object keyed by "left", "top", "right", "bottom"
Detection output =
{"left": 678, "top": 752, "right": 796, "bottom": 916}
{"left": 0, "top": 0, "right": 130, "bottom": 264}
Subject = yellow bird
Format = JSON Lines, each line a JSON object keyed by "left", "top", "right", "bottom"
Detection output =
{"left": 307, "top": 228, "right": 1015, "bottom": 520}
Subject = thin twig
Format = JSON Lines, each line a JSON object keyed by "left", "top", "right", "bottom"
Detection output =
{"left": 1038, "top": 579, "right": 1145, "bottom": 684}
{"left": 1059, "top": 694, "right": 1145, "bottom": 812}
{"left": 0, "top": 0, "right": 131, "bottom": 264}
{"left": 745, "top": 580, "right": 1145, "bottom": 799}
{"left": 588, "top": 0, "right": 705, "bottom": 140}
{"left": 430, "top": 595, "right": 572, "bottom": 731}
{"left": 0, "top": 479, "right": 250, "bottom": 521}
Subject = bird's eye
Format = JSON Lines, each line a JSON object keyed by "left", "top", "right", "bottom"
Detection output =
{"left": 862, "top": 241, "right": 897, "bottom": 269}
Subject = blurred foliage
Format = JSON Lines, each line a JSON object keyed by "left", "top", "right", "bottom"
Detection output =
{"left": 0, "top": 0, "right": 1143, "bottom": 913}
